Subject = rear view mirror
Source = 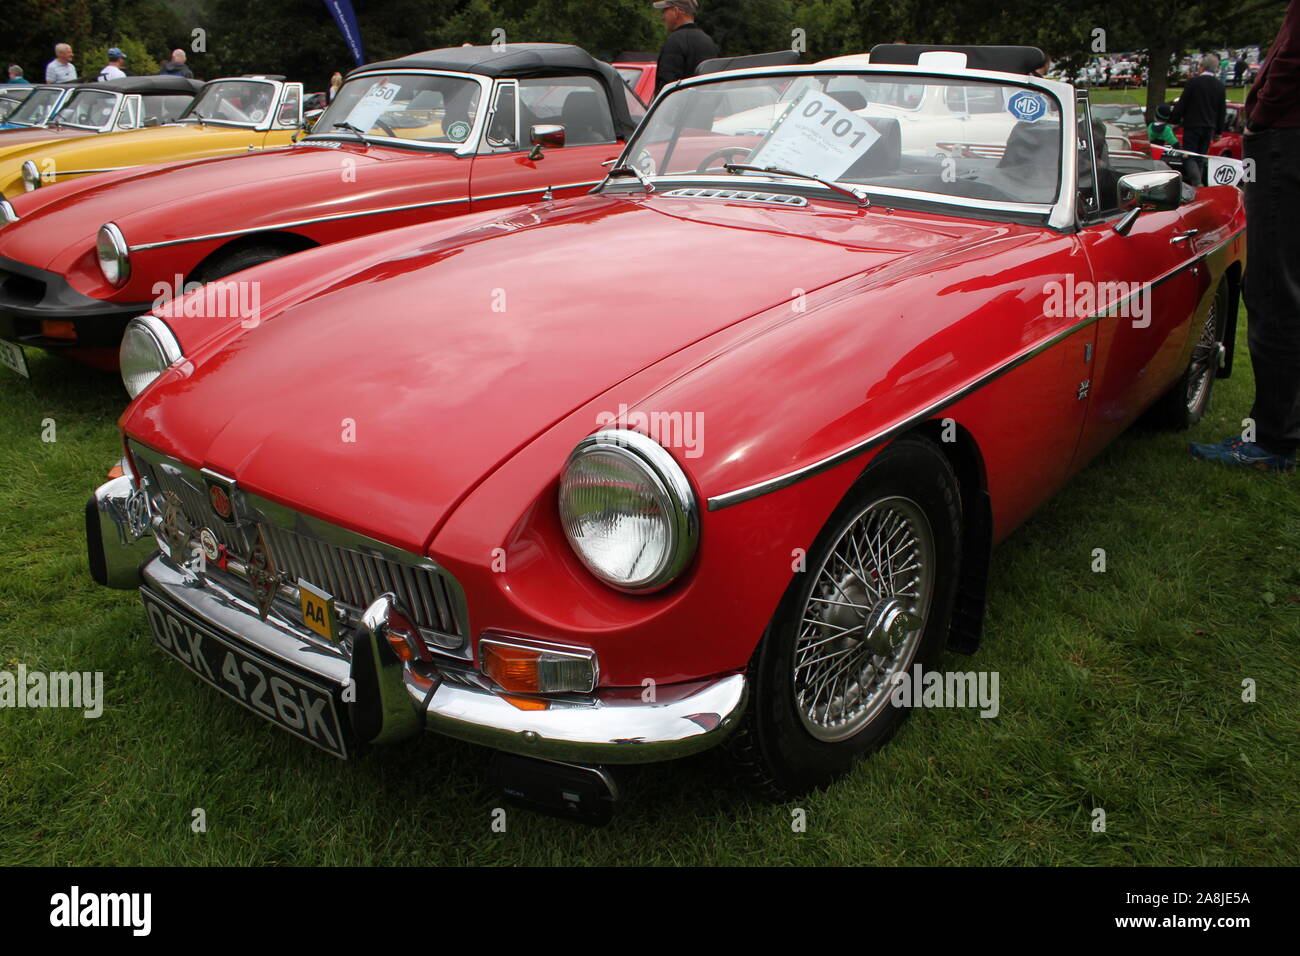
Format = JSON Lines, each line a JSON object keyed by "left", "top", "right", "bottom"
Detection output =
{"left": 1113, "top": 170, "right": 1182, "bottom": 235}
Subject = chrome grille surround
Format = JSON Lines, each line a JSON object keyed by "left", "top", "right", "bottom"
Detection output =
{"left": 660, "top": 187, "right": 808, "bottom": 206}
{"left": 127, "top": 440, "right": 469, "bottom": 659}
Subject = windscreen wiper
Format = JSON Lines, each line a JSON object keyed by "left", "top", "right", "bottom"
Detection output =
{"left": 724, "top": 163, "right": 869, "bottom": 207}
{"left": 331, "top": 121, "right": 368, "bottom": 143}
{"left": 605, "top": 163, "right": 656, "bottom": 193}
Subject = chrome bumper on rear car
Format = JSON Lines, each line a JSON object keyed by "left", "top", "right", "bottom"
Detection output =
{"left": 87, "top": 468, "right": 748, "bottom": 764}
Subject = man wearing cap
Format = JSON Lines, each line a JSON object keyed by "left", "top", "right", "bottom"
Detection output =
{"left": 653, "top": 1, "right": 719, "bottom": 95}
{"left": 97, "top": 49, "right": 128, "bottom": 83}
{"left": 45, "top": 44, "right": 77, "bottom": 83}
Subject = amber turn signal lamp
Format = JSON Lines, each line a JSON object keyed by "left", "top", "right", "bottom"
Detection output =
{"left": 480, "top": 638, "right": 596, "bottom": 694}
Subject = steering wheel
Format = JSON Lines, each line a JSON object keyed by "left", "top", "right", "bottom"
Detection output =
{"left": 696, "top": 146, "right": 751, "bottom": 174}
{"left": 375, "top": 118, "right": 395, "bottom": 137}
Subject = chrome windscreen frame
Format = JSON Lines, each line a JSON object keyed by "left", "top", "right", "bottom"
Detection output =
{"left": 303, "top": 69, "right": 494, "bottom": 157}
{"left": 603, "top": 62, "right": 1080, "bottom": 231}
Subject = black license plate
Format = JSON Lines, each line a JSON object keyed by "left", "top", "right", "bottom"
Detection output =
{"left": 142, "top": 589, "right": 349, "bottom": 758}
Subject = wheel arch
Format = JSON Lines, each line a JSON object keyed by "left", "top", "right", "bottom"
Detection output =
{"left": 907, "top": 418, "right": 991, "bottom": 655}
{"left": 1218, "top": 259, "right": 1242, "bottom": 379}
{"left": 185, "top": 230, "right": 319, "bottom": 283}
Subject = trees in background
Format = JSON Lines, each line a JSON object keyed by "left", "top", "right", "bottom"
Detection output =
{"left": 2, "top": 0, "right": 1286, "bottom": 105}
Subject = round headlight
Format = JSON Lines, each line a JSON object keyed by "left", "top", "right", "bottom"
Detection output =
{"left": 120, "top": 316, "right": 183, "bottom": 399}
{"left": 558, "top": 429, "right": 699, "bottom": 592}
{"left": 20, "top": 160, "right": 41, "bottom": 192}
{"left": 96, "top": 223, "right": 131, "bottom": 287}
{"left": 0, "top": 199, "right": 17, "bottom": 227}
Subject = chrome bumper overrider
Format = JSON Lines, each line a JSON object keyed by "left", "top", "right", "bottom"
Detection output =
{"left": 88, "top": 473, "right": 748, "bottom": 764}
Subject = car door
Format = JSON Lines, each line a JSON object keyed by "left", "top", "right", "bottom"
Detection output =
{"left": 467, "top": 75, "right": 623, "bottom": 213}
{"left": 1070, "top": 100, "right": 1203, "bottom": 468}
{"left": 256, "top": 82, "right": 302, "bottom": 148}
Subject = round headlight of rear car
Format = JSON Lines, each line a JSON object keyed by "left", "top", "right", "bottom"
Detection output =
{"left": 558, "top": 429, "right": 699, "bottom": 592}
{"left": 20, "top": 160, "right": 41, "bottom": 192}
{"left": 96, "top": 223, "right": 131, "bottom": 287}
{"left": 120, "top": 316, "right": 183, "bottom": 399}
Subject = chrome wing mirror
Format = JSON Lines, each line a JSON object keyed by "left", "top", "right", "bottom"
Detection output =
{"left": 529, "top": 124, "right": 565, "bottom": 160}
{"left": 1113, "top": 170, "right": 1182, "bottom": 235}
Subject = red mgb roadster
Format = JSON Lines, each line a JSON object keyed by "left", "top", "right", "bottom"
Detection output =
{"left": 0, "top": 44, "right": 641, "bottom": 373}
{"left": 87, "top": 45, "right": 1244, "bottom": 819}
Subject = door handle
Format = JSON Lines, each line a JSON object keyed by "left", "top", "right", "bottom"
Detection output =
{"left": 1171, "top": 229, "right": 1200, "bottom": 244}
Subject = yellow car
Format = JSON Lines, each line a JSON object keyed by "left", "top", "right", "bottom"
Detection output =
{"left": 0, "top": 75, "right": 305, "bottom": 197}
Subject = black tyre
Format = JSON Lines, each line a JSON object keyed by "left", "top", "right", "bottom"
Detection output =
{"left": 727, "top": 434, "right": 963, "bottom": 798}
{"left": 190, "top": 243, "right": 293, "bottom": 284}
{"left": 1150, "top": 279, "right": 1229, "bottom": 429}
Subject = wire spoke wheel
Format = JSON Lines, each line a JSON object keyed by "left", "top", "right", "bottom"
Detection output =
{"left": 1185, "top": 288, "right": 1223, "bottom": 415}
{"left": 792, "top": 495, "right": 935, "bottom": 742}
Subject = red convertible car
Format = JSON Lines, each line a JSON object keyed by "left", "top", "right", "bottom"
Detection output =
{"left": 87, "top": 46, "right": 1243, "bottom": 819}
{"left": 0, "top": 44, "right": 641, "bottom": 373}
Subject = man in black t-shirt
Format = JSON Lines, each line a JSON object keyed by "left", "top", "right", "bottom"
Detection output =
{"left": 653, "top": 0, "right": 719, "bottom": 95}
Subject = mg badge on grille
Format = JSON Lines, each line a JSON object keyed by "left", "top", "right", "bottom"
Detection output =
{"left": 247, "top": 525, "right": 281, "bottom": 621}
{"left": 208, "top": 482, "right": 233, "bottom": 521}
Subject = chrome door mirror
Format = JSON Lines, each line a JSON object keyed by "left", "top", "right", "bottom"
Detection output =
{"left": 528, "top": 123, "right": 565, "bottom": 160}
{"left": 1113, "top": 170, "right": 1182, "bottom": 235}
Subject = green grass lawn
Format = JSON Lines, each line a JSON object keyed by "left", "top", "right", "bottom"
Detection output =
{"left": 1, "top": 314, "right": 1296, "bottom": 865}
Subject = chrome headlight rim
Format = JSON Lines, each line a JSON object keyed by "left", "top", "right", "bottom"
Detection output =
{"left": 20, "top": 160, "right": 40, "bottom": 192}
{"left": 558, "top": 428, "right": 700, "bottom": 593}
{"left": 96, "top": 222, "right": 131, "bottom": 287}
{"left": 120, "top": 315, "right": 183, "bottom": 399}
{"left": 0, "top": 199, "right": 17, "bottom": 226}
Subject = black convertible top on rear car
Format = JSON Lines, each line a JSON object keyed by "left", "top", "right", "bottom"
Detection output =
{"left": 353, "top": 43, "right": 639, "bottom": 138}
{"left": 84, "top": 74, "right": 204, "bottom": 95}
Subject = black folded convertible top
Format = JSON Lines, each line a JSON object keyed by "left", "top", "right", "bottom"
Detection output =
{"left": 86, "top": 75, "right": 204, "bottom": 95}
{"left": 869, "top": 44, "right": 1047, "bottom": 76}
{"left": 353, "top": 43, "right": 638, "bottom": 139}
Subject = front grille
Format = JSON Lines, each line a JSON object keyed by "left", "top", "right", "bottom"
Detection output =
{"left": 136, "top": 448, "right": 465, "bottom": 647}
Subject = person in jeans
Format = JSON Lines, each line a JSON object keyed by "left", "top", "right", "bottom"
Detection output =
{"left": 1190, "top": 0, "right": 1300, "bottom": 473}
{"left": 1171, "top": 54, "right": 1227, "bottom": 186}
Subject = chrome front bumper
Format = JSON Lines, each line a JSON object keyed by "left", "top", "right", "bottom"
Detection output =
{"left": 88, "top": 474, "right": 748, "bottom": 765}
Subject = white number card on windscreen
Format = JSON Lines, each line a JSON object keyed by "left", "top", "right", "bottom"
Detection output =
{"left": 749, "top": 90, "right": 881, "bottom": 181}
{"left": 345, "top": 80, "right": 399, "bottom": 132}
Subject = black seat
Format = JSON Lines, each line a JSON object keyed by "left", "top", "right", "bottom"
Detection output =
{"left": 559, "top": 90, "right": 613, "bottom": 146}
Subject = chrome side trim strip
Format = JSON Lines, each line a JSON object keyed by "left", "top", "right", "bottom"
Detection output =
{"left": 51, "top": 167, "right": 131, "bottom": 177}
{"left": 127, "top": 181, "right": 602, "bottom": 253}
{"left": 128, "top": 196, "right": 473, "bottom": 251}
{"left": 707, "top": 228, "right": 1244, "bottom": 511}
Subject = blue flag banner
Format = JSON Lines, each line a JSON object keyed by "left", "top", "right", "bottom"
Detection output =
{"left": 324, "top": 0, "right": 366, "bottom": 67}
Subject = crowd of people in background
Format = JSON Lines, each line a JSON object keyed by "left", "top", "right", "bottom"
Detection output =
{"left": 1, "top": 42, "right": 196, "bottom": 86}
{"left": 1057, "top": 46, "right": 1263, "bottom": 89}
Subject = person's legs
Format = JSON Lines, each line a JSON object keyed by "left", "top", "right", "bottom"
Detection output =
{"left": 1182, "top": 127, "right": 1212, "bottom": 186}
{"left": 1245, "top": 127, "right": 1300, "bottom": 456}
{"left": 1190, "top": 126, "right": 1300, "bottom": 472}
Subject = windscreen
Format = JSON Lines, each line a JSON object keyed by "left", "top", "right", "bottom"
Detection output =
{"left": 311, "top": 73, "right": 484, "bottom": 145}
{"left": 623, "top": 73, "right": 1064, "bottom": 206}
